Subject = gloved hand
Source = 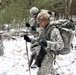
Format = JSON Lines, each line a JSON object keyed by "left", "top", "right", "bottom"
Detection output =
{"left": 26, "top": 23, "right": 30, "bottom": 27}
{"left": 39, "top": 39, "right": 47, "bottom": 47}
{"left": 24, "top": 34, "right": 31, "bottom": 42}
{"left": 31, "top": 26, "right": 36, "bottom": 31}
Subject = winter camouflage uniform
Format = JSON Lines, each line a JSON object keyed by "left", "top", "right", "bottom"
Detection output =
{"left": 0, "top": 35, "right": 4, "bottom": 56}
{"left": 29, "top": 18, "right": 39, "bottom": 29}
{"left": 29, "top": 17, "right": 40, "bottom": 51}
{"left": 28, "top": 7, "right": 41, "bottom": 67}
{"left": 29, "top": 18, "right": 36, "bottom": 26}
{"left": 37, "top": 23, "right": 64, "bottom": 75}
{"left": 28, "top": 17, "right": 42, "bottom": 67}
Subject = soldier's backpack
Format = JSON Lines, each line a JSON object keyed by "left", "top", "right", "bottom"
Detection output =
{"left": 47, "top": 20, "right": 75, "bottom": 55}
{"left": 56, "top": 27, "right": 74, "bottom": 55}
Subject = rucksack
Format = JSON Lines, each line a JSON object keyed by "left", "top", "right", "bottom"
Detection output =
{"left": 46, "top": 21, "right": 75, "bottom": 55}
{"left": 56, "top": 26, "right": 74, "bottom": 55}
{"left": 60, "top": 20, "right": 75, "bottom": 31}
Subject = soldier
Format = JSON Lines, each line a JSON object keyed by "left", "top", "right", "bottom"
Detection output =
{"left": 0, "top": 34, "right": 4, "bottom": 56}
{"left": 29, "top": 7, "right": 40, "bottom": 30}
{"left": 37, "top": 12, "right": 64, "bottom": 75}
{"left": 28, "top": 7, "right": 41, "bottom": 68}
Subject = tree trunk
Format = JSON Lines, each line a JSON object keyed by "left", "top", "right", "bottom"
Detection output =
{"left": 68, "top": 0, "right": 73, "bottom": 19}
{"left": 65, "top": 0, "right": 72, "bottom": 19}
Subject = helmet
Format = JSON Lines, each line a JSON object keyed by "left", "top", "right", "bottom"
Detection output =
{"left": 37, "top": 12, "right": 50, "bottom": 23}
{"left": 41, "top": 9, "right": 52, "bottom": 15}
{"left": 41, "top": 9, "right": 49, "bottom": 13}
{"left": 30, "top": 7, "right": 39, "bottom": 15}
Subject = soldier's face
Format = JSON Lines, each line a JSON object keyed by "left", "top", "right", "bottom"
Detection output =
{"left": 40, "top": 19, "right": 49, "bottom": 28}
{"left": 32, "top": 13, "right": 38, "bottom": 18}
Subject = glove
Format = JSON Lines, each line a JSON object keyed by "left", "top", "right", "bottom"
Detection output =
{"left": 39, "top": 39, "right": 47, "bottom": 47}
{"left": 24, "top": 34, "right": 31, "bottom": 42}
{"left": 26, "top": 23, "right": 30, "bottom": 27}
{"left": 31, "top": 26, "right": 36, "bottom": 31}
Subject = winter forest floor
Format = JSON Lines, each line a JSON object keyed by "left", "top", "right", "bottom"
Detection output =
{"left": 0, "top": 36, "right": 76, "bottom": 75}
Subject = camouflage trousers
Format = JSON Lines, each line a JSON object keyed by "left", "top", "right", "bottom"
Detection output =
{"left": 37, "top": 54, "right": 58, "bottom": 75}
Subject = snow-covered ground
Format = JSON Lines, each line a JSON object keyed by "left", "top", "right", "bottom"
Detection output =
{"left": 0, "top": 36, "right": 76, "bottom": 75}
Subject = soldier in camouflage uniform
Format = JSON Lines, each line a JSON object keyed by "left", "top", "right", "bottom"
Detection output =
{"left": 37, "top": 12, "right": 64, "bottom": 75}
{"left": 29, "top": 7, "right": 40, "bottom": 29}
{"left": 0, "top": 34, "right": 4, "bottom": 56}
{"left": 28, "top": 7, "right": 41, "bottom": 68}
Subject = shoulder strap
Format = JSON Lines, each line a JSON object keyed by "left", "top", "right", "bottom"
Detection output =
{"left": 45, "top": 25, "right": 56, "bottom": 40}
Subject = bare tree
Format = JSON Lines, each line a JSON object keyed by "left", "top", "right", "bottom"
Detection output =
{"left": 65, "top": 0, "right": 73, "bottom": 19}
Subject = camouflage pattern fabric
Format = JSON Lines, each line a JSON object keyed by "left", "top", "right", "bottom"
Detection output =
{"left": 37, "top": 24, "right": 64, "bottom": 75}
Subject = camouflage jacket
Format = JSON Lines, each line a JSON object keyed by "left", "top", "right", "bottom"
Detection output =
{"left": 37, "top": 23, "right": 64, "bottom": 75}
{"left": 29, "top": 18, "right": 40, "bottom": 54}
{"left": 44, "top": 23, "right": 64, "bottom": 51}
{"left": 29, "top": 18, "right": 39, "bottom": 28}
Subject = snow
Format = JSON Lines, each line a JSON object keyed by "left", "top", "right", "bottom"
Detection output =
{"left": 0, "top": 36, "right": 76, "bottom": 75}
